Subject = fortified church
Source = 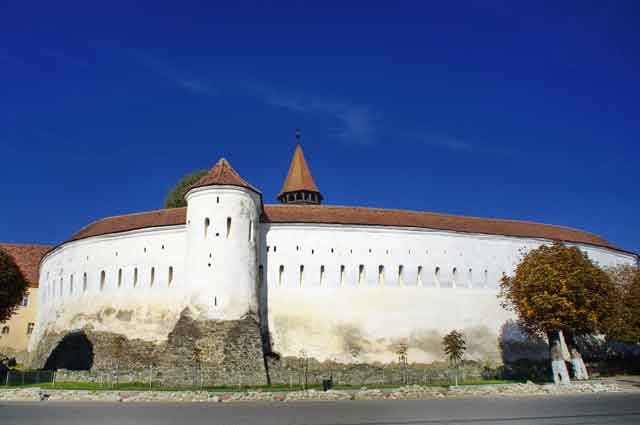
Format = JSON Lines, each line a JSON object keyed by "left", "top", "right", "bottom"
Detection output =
{"left": 1, "top": 139, "right": 638, "bottom": 385}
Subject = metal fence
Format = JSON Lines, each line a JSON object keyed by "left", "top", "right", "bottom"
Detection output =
{"left": 1, "top": 367, "right": 484, "bottom": 389}
{"left": 4, "top": 370, "right": 55, "bottom": 386}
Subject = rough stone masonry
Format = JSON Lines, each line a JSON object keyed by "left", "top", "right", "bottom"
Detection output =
{"left": 29, "top": 308, "right": 267, "bottom": 387}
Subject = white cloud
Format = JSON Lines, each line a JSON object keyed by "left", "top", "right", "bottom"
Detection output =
{"left": 244, "top": 82, "right": 377, "bottom": 145}
{"left": 133, "top": 51, "right": 218, "bottom": 96}
{"left": 402, "top": 131, "right": 513, "bottom": 156}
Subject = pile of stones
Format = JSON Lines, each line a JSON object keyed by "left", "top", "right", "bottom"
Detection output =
{"left": 0, "top": 381, "right": 623, "bottom": 403}
{"left": 448, "top": 381, "right": 621, "bottom": 397}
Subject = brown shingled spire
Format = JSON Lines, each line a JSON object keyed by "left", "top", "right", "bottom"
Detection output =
{"left": 189, "top": 157, "right": 260, "bottom": 194}
{"left": 278, "top": 133, "right": 323, "bottom": 204}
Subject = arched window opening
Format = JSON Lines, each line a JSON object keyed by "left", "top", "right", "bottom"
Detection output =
{"left": 249, "top": 220, "right": 253, "bottom": 242}
{"left": 99, "top": 271, "right": 106, "bottom": 291}
{"left": 117, "top": 269, "right": 123, "bottom": 288}
{"left": 299, "top": 265, "right": 304, "bottom": 287}
{"left": 216, "top": 196, "right": 220, "bottom": 204}
{"left": 150, "top": 267, "right": 155, "bottom": 287}
{"left": 417, "top": 266, "right": 423, "bottom": 286}
{"left": 83, "top": 273, "right": 87, "bottom": 293}
{"left": 226, "top": 217, "right": 232, "bottom": 239}
{"left": 320, "top": 265, "right": 325, "bottom": 286}
{"left": 484, "top": 269, "right": 489, "bottom": 287}
{"left": 358, "top": 264, "right": 365, "bottom": 285}
{"left": 274, "top": 246, "right": 277, "bottom": 253}
{"left": 452, "top": 267, "right": 458, "bottom": 288}
{"left": 26, "top": 322, "right": 35, "bottom": 334}
{"left": 204, "top": 217, "right": 210, "bottom": 238}
{"left": 168, "top": 266, "right": 174, "bottom": 287}
{"left": 435, "top": 267, "right": 441, "bottom": 288}
{"left": 70, "top": 274, "right": 74, "bottom": 295}
{"left": 278, "top": 265, "right": 285, "bottom": 286}
{"left": 398, "top": 265, "right": 404, "bottom": 286}
{"left": 378, "top": 265, "right": 385, "bottom": 286}
{"left": 133, "top": 268, "right": 138, "bottom": 287}
{"left": 340, "top": 265, "right": 345, "bottom": 286}
{"left": 1, "top": 326, "right": 9, "bottom": 335}
{"left": 468, "top": 268, "right": 473, "bottom": 288}
{"left": 59, "top": 277, "right": 63, "bottom": 297}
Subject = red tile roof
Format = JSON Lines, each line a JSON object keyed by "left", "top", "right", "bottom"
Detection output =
{"left": 0, "top": 244, "right": 52, "bottom": 288}
{"left": 263, "top": 205, "right": 620, "bottom": 250}
{"left": 53, "top": 204, "right": 632, "bottom": 255}
{"left": 188, "top": 158, "right": 260, "bottom": 194}
{"left": 278, "top": 144, "right": 321, "bottom": 197}
{"left": 69, "top": 208, "right": 187, "bottom": 242}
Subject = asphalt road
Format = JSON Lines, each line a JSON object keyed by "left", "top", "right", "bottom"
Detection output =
{"left": 1, "top": 393, "right": 639, "bottom": 425}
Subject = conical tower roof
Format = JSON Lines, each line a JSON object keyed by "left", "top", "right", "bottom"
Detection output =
{"left": 189, "top": 157, "right": 260, "bottom": 194}
{"left": 278, "top": 144, "right": 321, "bottom": 197}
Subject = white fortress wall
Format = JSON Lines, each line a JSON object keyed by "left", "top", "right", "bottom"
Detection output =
{"left": 261, "top": 223, "right": 636, "bottom": 363}
{"left": 184, "top": 185, "right": 261, "bottom": 321}
{"left": 32, "top": 225, "right": 188, "bottom": 350}
{"left": 32, "top": 205, "right": 637, "bottom": 363}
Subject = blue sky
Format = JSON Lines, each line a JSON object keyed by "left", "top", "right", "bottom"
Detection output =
{"left": 1, "top": 1, "right": 639, "bottom": 253}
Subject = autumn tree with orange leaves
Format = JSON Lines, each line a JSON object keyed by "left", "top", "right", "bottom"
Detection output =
{"left": 499, "top": 242, "right": 615, "bottom": 380}
{"left": 602, "top": 265, "right": 640, "bottom": 344}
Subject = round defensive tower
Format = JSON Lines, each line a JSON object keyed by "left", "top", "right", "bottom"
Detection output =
{"left": 184, "top": 158, "right": 262, "bottom": 320}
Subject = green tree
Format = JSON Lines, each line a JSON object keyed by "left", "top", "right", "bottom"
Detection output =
{"left": 0, "top": 247, "right": 27, "bottom": 323}
{"left": 499, "top": 242, "right": 615, "bottom": 382}
{"left": 163, "top": 170, "right": 207, "bottom": 209}
{"left": 442, "top": 330, "right": 466, "bottom": 385}
{"left": 603, "top": 265, "right": 640, "bottom": 344}
{"left": 443, "top": 330, "right": 466, "bottom": 365}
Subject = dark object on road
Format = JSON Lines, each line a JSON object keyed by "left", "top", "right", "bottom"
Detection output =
{"left": 322, "top": 379, "right": 333, "bottom": 391}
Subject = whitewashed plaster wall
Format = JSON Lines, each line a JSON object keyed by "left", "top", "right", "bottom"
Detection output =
{"left": 32, "top": 225, "right": 188, "bottom": 350}
{"left": 34, "top": 211, "right": 636, "bottom": 363}
{"left": 260, "top": 223, "right": 637, "bottom": 363}
{"left": 184, "top": 185, "right": 261, "bottom": 321}
{"left": 33, "top": 185, "right": 263, "bottom": 353}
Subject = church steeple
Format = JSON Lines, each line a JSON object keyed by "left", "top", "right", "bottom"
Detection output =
{"left": 278, "top": 131, "right": 323, "bottom": 205}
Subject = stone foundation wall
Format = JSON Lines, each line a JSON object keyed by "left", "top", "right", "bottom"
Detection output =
{"left": 265, "top": 356, "right": 489, "bottom": 386}
{"left": 29, "top": 309, "right": 267, "bottom": 387}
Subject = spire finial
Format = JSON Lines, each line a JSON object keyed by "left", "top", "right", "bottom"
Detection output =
{"left": 295, "top": 128, "right": 301, "bottom": 145}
